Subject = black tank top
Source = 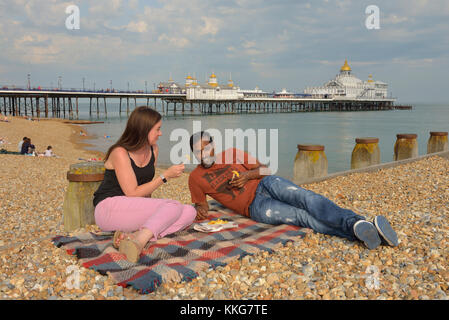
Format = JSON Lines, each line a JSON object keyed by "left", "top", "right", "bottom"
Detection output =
{"left": 93, "top": 146, "right": 155, "bottom": 207}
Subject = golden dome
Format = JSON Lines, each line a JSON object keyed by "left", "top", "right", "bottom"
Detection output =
{"left": 340, "top": 59, "right": 351, "bottom": 72}
{"left": 210, "top": 73, "right": 216, "bottom": 78}
{"left": 367, "top": 74, "right": 374, "bottom": 83}
{"left": 186, "top": 75, "right": 192, "bottom": 79}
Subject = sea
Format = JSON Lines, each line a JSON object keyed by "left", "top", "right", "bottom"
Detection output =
{"left": 69, "top": 102, "right": 448, "bottom": 179}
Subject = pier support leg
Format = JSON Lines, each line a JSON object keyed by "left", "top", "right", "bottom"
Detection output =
{"left": 63, "top": 97, "right": 66, "bottom": 118}
{"left": 104, "top": 97, "right": 107, "bottom": 117}
{"left": 36, "top": 98, "right": 40, "bottom": 118}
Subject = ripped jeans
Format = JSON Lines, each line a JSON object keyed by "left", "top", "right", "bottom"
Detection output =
{"left": 248, "top": 176, "right": 364, "bottom": 241}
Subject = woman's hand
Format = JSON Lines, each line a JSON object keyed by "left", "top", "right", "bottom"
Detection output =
{"left": 163, "top": 164, "right": 185, "bottom": 180}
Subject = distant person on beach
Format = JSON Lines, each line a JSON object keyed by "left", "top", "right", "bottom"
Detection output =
{"left": 188, "top": 131, "right": 399, "bottom": 250}
{"left": 20, "top": 138, "right": 35, "bottom": 155}
{"left": 93, "top": 106, "right": 196, "bottom": 263}
{"left": 44, "top": 146, "right": 54, "bottom": 157}
{"left": 18, "top": 137, "right": 27, "bottom": 152}
{"left": 0, "top": 113, "right": 9, "bottom": 122}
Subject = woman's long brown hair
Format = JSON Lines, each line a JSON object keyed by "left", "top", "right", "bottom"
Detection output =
{"left": 104, "top": 106, "right": 162, "bottom": 161}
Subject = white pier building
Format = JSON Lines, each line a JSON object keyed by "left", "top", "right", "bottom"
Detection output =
{"left": 185, "top": 73, "right": 242, "bottom": 100}
{"left": 304, "top": 59, "right": 389, "bottom": 99}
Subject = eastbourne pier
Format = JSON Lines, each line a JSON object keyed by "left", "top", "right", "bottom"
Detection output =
{"left": 0, "top": 60, "right": 399, "bottom": 119}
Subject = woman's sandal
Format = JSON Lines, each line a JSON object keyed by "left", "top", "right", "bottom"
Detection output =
{"left": 119, "top": 237, "right": 144, "bottom": 263}
{"left": 112, "top": 231, "right": 125, "bottom": 249}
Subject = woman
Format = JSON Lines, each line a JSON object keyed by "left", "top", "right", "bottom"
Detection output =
{"left": 21, "top": 138, "right": 35, "bottom": 155}
{"left": 93, "top": 106, "right": 196, "bottom": 263}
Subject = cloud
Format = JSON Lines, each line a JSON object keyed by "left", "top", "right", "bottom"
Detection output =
{"left": 383, "top": 14, "right": 409, "bottom": 25}
{"left": 199, "top": 17, "right": 221, "bottom": 36}
{"left": 89, "top": 0, "right": 123, "bottom": 16}
{"left": 391, "top": 57, "right": 434, "bottom": 67}
{"left": 158, "top": 34, "right": 190, "bottom": 48}
{"left": 126, "top": 20, "right": 148, "bottom": 33}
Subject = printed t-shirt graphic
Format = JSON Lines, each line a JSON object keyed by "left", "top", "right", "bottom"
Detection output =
{"left": 189, "top": 148, "right": 263, "bottom": 217}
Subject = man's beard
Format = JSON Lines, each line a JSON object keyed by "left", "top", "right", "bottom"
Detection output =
{"left": 201, "top": 155, "right": 216, "bottom": 168}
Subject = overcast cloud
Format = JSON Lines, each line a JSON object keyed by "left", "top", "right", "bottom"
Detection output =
{"left": 0, "top": 0, "right": 448, "bottom": 103}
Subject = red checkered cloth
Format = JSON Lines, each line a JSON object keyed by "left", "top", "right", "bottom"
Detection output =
{"left": 52, "top": 200, "right": 309, "bottom": 294}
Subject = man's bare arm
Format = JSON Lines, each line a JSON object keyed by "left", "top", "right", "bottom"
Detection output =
{"left": 194, "top": 201, "right": 209, "bottom": 220}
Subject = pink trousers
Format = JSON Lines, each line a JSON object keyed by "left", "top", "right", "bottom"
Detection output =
{"left": 94, "top": 196, "right": 196, "bottom": 241}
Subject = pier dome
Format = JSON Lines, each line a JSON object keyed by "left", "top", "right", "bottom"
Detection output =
{"left": 185, "top": 75, "right": 193, "bottom": 87}
{"left": 340, "top": 59, "right": 351, "bottom": 72}
{"left": 208, "top": 73, "right": 218, "bottom": 87}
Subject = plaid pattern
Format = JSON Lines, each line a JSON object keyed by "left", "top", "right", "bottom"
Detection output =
{"left": 52, "top": 200, "right": 309, "bottom": 294}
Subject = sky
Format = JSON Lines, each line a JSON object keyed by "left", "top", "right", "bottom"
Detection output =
{"left": 0, "top": 0, "right": 448, "bottom": 103}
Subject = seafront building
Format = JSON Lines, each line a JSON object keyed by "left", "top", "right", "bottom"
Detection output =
{"left": 157, "top": 73, "right": 269, "bottom": 100}
{"left": 303, "top": 59, "right": 389, "bottom": 99}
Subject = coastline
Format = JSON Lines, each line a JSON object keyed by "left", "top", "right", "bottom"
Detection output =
{"left": 66, "top": 123, "right": 106, "bottom": 160}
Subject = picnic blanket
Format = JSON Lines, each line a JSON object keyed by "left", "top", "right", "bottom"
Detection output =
{"left": 0, "top": 149, "right": 22, "bottom": 155}
{"left": 51, "top": 200, "right": 309, "bottom": 294}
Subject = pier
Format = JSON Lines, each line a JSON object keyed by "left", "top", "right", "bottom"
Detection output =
{"left": 0, "top": 89, "right": 395, "bottom": 119}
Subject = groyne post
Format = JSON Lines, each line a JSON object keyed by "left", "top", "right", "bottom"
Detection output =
{"left": 294, "top": 144, "right": 328, "bottom": 184}
{"left": 427, "top": 132, "right": 448, "bottom": 154}
{"left": 394, "top": 134, "right": 418, "bottom": 161}
{"left": 351, "top": 137, "right": 380, "bottom": 169}
{"left": 63, "top": 162, "right": 105, "bottom": 232}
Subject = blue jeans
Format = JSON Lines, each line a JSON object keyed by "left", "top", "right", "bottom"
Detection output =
{"left": 249, "top": 176, "right": 365, "bottom": 241}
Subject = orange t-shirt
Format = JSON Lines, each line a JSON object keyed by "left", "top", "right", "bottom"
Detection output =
{"left": 188, "top": 148, "right": 262, "bottom": 217}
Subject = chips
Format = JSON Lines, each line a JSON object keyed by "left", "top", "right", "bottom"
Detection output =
{"left": 208, "top": 219, "right": 229, "bottom": 225}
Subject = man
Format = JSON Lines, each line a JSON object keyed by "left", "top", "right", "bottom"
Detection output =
{"left": 188, "top": 131, "right": 399, "bottom": 250}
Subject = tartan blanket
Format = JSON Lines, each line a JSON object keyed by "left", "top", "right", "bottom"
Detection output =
{"left": 52, "top": 200, "right": 309, "bottom": 294}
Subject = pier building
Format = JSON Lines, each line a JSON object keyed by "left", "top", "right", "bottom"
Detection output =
{"left": 238, "top": 86, "right": 269, "bottom": 98}
{"left": 304, "top": 59, "right": 389, "bottom": 99}
{"left": 185, "top": 73, "right": 242, "bottom": 100}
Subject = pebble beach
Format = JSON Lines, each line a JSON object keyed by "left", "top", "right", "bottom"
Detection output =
{"left": 0, "top": 117, "right": 448, "bottom": 300}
